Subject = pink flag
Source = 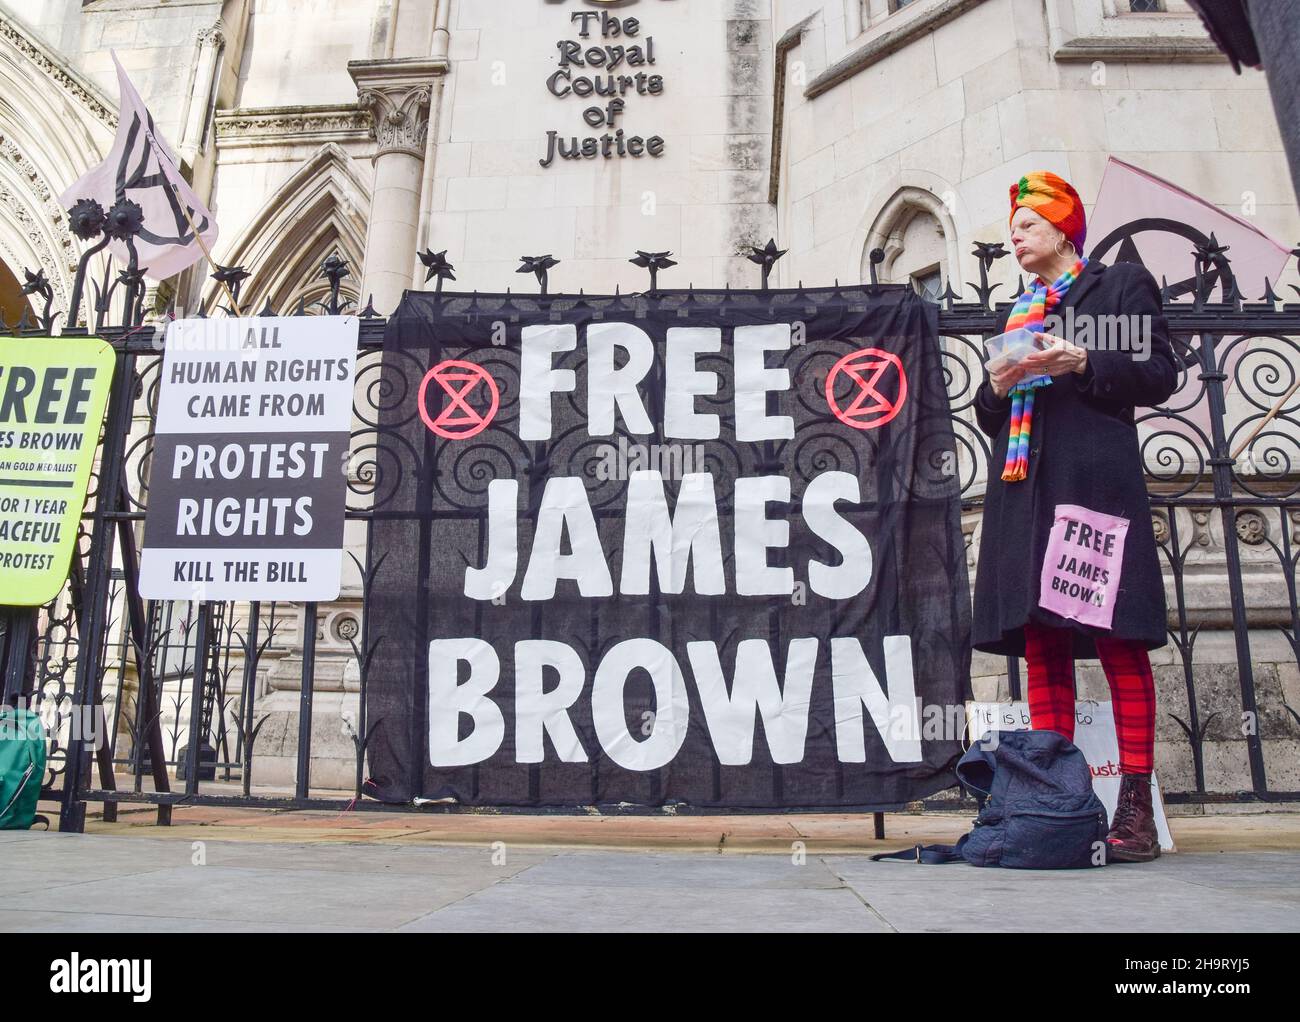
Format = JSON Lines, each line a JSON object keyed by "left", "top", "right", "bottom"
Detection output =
{"left": 1086, "top": 158, "right": 1291, "bottom": 453}
{"left": 59, "top": 52, "right": 217, "bottom": 282}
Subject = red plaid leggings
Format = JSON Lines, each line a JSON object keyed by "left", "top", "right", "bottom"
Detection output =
{"left": 1022, "top": 621, "right": 1156, "bottom": 775}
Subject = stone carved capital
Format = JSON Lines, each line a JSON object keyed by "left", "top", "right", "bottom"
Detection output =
{"left": 348, "top": 56, "right": 445, "bottom": 163}
{"left": 197, "top": 19, "right": 226, "bottom": 50}
{"left": 356, "top": 84, "right": 431, "bottom": 160}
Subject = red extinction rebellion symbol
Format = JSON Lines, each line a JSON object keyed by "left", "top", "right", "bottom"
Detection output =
{"left": 825, "top": 347, "right": 908, "bottom": 430}
{"left": 419, "top": 360, "right": 500, "bottom": 440}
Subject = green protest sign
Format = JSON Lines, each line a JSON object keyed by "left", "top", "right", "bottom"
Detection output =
{"left": 0, "top": 338, "right": 115, "bottom": 607}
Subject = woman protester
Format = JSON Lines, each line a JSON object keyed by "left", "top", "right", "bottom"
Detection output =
{"left": 972, "top": 171, "right": 1182, "bottom": 863}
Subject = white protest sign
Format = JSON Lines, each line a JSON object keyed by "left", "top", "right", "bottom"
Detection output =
{"left": 968, "top": 700, "right": 1174, "bottom": 852}
{"left": 139, "top": 317, "right": 358, "bottom": 601}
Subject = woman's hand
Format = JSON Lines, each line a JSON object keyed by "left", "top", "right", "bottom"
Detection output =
{"left": 989, "top": 361, "right": 1028, "bottom": 399}
{"left": 1018, "top": 334, "right": 1088, "bottom": 377}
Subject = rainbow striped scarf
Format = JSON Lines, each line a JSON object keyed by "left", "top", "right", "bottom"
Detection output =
{"left": 1001, "top": 257, "right": 1088, "bottom": 482}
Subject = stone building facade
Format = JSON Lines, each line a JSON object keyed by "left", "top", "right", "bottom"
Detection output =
{"left": 1, "top": 0, "right": 1297, "bottom": 796}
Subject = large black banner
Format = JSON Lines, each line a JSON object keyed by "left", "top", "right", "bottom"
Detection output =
{"left": 363, "top": 286, "right": 971, "bottom": 809}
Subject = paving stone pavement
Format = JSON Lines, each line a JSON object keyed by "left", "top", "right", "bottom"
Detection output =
{"left": 1, "top": 830, "right": 1297, "bottom": 932}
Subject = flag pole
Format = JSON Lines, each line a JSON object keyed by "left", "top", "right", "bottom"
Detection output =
{"left": 167, "top": 180, "right": 242, "bottom": 318}
{"left": 1230, "top": 379, "right": 1300, "bottom": 462}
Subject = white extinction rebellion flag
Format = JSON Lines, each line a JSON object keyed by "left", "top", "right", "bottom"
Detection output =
{"left": 60, "top": 51, "right": 217, "bottom": 281}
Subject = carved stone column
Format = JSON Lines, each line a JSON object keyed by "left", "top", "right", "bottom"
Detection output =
{"left": 179, "top": 21, "right": 226, "bottom": 165}
{"left": 349, "top": 58, "right": 442, "bottom": 314}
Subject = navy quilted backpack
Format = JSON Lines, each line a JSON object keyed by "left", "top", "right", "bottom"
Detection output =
{"left": 873, "top": 729, "right": 1110, "bottom": 869}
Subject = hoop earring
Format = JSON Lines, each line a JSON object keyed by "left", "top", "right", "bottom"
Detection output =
{"left": 1055, "top": 237, "right": 1077, "bottom": 259}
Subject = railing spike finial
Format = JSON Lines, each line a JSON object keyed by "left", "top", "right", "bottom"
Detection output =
{"left": 66, "top": 198, "right": 111, "bottom": 331}
{"left": 320, "top": 254, "right": 350, "bottom": 315}
{"left": 20, "top": 267, "right": 59, "bottom": 333}
{"left": 1225, "top": 275, "right": 1245, "bottom": 311}
{"left": 629, "top": 250, "right": 676, "bottom": 293}
{"left": 115, "top": 260, "right": 148, "bottom": 331}
{"left": 258, "top": 295, "right": 275, "bottom": 317}
{"left": 969, "top": 240, "right": 1008, "bottom": 310}
{"left": 211, "top": 265, "right": 251, "bottom": 311}
{"left": 360, "top": 294, "right": 378, "bottom": 318}
{"left": 1260, "top": 277, "right": 1281, "bottom": 305}
{"left": 100, "top": 200, "right": 146, "bottom": 329}
{"left": 939, "top": 278, "right": 959, "bottom": 312}
{"left": 867, "top": 247, "right": 885, "bottom": 287}
{"left": 419, "top": 249, "right": 456, "bottom": 296}
{"left": 1192, "top": 233, "right": 1230, "bottom": 309}
{"left": 748, "top": 238, "right": 787, "bottom": 291}
{"left": 518, "top": 254, "right": 560, "bottom": 296}
{"left": 92, "top": 261, "right": 113, "bottom": 334}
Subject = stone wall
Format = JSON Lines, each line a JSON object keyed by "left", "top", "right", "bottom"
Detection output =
{"left": 770, "top": 0, "right": 1300, "bottom": 296}
{"left": 425, "top": 0, "right": 775, "bottom": 293}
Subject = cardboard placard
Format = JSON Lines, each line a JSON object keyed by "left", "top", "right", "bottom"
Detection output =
{"left": 0, "top": 338, "right": 115, "bottom": 607}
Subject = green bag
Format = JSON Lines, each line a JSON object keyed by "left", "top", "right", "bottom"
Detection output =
{"left": 1, "top": 706, "right": 47, "bottom": 830}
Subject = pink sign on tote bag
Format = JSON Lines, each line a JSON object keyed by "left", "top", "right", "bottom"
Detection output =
{"left": 1038, "top": 504, "right": 1130, "bottom": 630}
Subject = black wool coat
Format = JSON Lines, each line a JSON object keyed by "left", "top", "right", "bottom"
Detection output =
{"left": 971, "top": 260, "right": 1181, "bottom": 658}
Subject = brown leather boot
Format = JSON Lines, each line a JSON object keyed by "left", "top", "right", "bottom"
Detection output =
{"left": 1106, "top": 773, "right": 1161, "bottom": 863}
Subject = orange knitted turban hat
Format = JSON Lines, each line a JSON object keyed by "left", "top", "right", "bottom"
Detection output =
{"left": 1009, "top": 171, "right": 1087, "bottom": 255}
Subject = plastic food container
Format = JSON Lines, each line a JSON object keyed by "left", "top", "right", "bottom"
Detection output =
{"left": 983, "top": 327, "right": 1049, "bottom": 374}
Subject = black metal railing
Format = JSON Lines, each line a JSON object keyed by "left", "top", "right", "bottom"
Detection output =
{"left": 3, "top": 205, "right": 1300, "bottom": 831}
